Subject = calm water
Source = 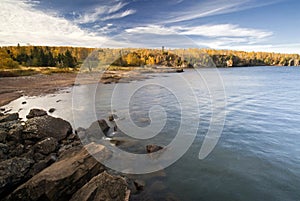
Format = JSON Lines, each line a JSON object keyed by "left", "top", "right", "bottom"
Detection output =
{"left": 4, "top": 67, "right": 300, "bottom": 201}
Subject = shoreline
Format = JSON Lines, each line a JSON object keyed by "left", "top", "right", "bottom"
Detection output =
{"left": 0, "top": 109, "right": 171, "bottom": 200}
{"left": 0, "top": 67, "right": 185, "bottom": 107}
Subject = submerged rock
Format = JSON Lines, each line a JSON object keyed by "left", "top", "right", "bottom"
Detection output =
{"left": 146, "top": 144, "right": 163, "bottom": 153}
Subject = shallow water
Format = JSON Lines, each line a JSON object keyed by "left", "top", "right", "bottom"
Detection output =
{"left": 4, "top": 67, "right": 300, "bottom": 201}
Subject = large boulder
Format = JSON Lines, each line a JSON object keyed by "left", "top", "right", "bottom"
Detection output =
{"left": 70, "top": 171, "right": 130, "bottom": 201}
{"left": 5, "top": 143, "right": 111, "bottom": 201}
{"left": 0, "top": 157, "right": 34, "bottom": 197}
{"left": 26, "top": 109, "right": 47, "bottom": 119}
{"left": 23, "top": 115, "right": 72, "bottom": 141}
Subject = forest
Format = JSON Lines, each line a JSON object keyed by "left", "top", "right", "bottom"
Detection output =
{"left": 0, "top": 45, "right": 299, "bottom": 69}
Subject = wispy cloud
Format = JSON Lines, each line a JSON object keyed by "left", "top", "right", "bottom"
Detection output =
{"left": 101, "top": 9, "right": 136, "bottom": 21}
{"left": 161, "top": 0, "right": 281, "bottom": 24}
{"left": 0, "top": 0, "right": 124, "bottom": 47}
{"left": 125, "top": 24, "right": 272, "bottom": 41}
{"left": 74, "top": 2, "right": 135, "bottom": 24}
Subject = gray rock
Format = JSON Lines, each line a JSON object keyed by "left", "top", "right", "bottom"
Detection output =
{"left": 34, "top": 137, "right": 58, "bottom": 155}
{"left": 0, "top": 157, "right": 34, "bottom": 197}
{"left": 86, "top": 119, "right": 110, "bottom": 140}
{"left": 26, "top": 109, "right": 47, "bottom": 119}
{"left": 5, "top": 143, "right": 111, "bottom": 201}
{"left": 0, "top": 113, "right": 19, "bottom": 123}
{"left": 70, "top": 171, "right": 130, "bottom": 201}
{"left": 23, "top": 115, "right": 72, "bottom": 141}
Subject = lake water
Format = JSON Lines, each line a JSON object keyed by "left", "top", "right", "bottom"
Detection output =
{"left": 4, "top": 66, "right": 300, "bottom": 201}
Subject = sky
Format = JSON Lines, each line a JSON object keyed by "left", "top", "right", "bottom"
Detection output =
{"left": 1, "top": 0, "right": 300, "bottom": 53}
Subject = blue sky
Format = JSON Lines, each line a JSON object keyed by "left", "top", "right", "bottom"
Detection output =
{"left": 1, "top": 0, "right": 300, "bottom": 53}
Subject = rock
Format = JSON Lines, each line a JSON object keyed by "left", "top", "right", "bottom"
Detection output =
{"left": 0, "top": 113, "right": 19, "bottom": 123}
{"left": 0, "top": 130, "right": 7, "bottom": 143}
{"left": 86, "top": 119, "right": 110, "bottom": 139}
{"left": 48, "top": 108, "right": 55, "bottom": 113}
{"left": 108, "top": 114, "right": 118, "bottom": 122}
{"left": 9, "top": 144, "right": 24, "bottom": 158}
{"left": 26, "top": 109, "right": 47, "bottom": 119}
{"left": 7, "top": 124, "right": 23, "bottom": 143}
{"left": 70, "top": 171, "right": 130, "bottom": 201}
{"left": 5, "top": 143, "right": 111, "bottom": 201}
{"left": 176, "top": 68, "right": 184, "bottom": 73}
{"left": 22, "top": 101, "right": 27, "bottom": 105}
{"left": 134, "top": 179, "right": 145, "bottom": 191}
{"left": 108, "top": 114, "right": 114, "bottom": 121}
{"left": 28, "top": 153, "right": 57, "bottom": 177}
{"left": 0, "top": 143, "right": 9, "bottom": 161}
{"left": 34, "top": 137, "right": 58, "bottom": 155}
{"left": 0, "top": 157, "right": 34, "bottom": 197}
{"left": 138, "top": 117, "right": 151, "bottom": 124}
{"left": 23, "top": 115, "right": 72, "bottom": 141}
{"left": 146, "top": 145, "right": 163, "bottom": 153}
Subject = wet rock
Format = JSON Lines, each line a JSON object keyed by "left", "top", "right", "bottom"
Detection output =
{"left": 22, "top": 101, "right": 27, "bottom": 105}
{"left": 5, "top": 143, "right": 111, "bottom": 201}
{"left": 34, "top": 137, "right": 58, "bottom": 155}
{"left": 0, "top": 157, "right": 34, "bottom": 197}
{"left": 0, "top": 113, "right": 19, "bottom": 123}
{"left": 146, "top": 144, "right": 163, "bottom": 153}
{"left": 23, "top": 115, "right": 72, "bottom": 141}
{"left": 48, "top": 108, "right": 55, "bottom": 113}
{"left": 108, "top": 114, "right": 118, "bottom": 122}
{"left": 86, "top": 119, "right": 110, "bottom": 140}
{"left": 134, "top": 179, "right": 145, "bottom": 191}
{"left": 70, "top": 171, "right": 130, "bottom": 201}
{"left": 26, "top": 109, "right": 47, "bottom": 119}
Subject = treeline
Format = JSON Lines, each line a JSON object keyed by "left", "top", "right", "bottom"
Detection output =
{"left": 0, "top": 45, "right": 94, "bottom": 69}
{"left": 1, "top": 45, "right": 300, "bottom": 69}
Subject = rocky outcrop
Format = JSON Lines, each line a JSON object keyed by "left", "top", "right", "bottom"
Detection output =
{"left": 70, "top": 171, "right": 130, "bottom": 201}
{"left": 5, "top": 143, "right": 111, "bottom": 201}
{"left": 0, "top": 110, "right": 77, "bottom": 198}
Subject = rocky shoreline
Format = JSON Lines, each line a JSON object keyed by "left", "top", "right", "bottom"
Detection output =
{"left": 0, "top": 109, "right": 178, "bottom": 201}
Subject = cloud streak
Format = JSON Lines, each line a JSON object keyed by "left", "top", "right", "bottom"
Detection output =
{"left": 161, "top": 0, "right": 281, "bottom": 24}
{"left": 74, "top": 2, "right": 135, "bottom": 24}
{"left": 125, "top": 24, "right": 273, "bottom": 41}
